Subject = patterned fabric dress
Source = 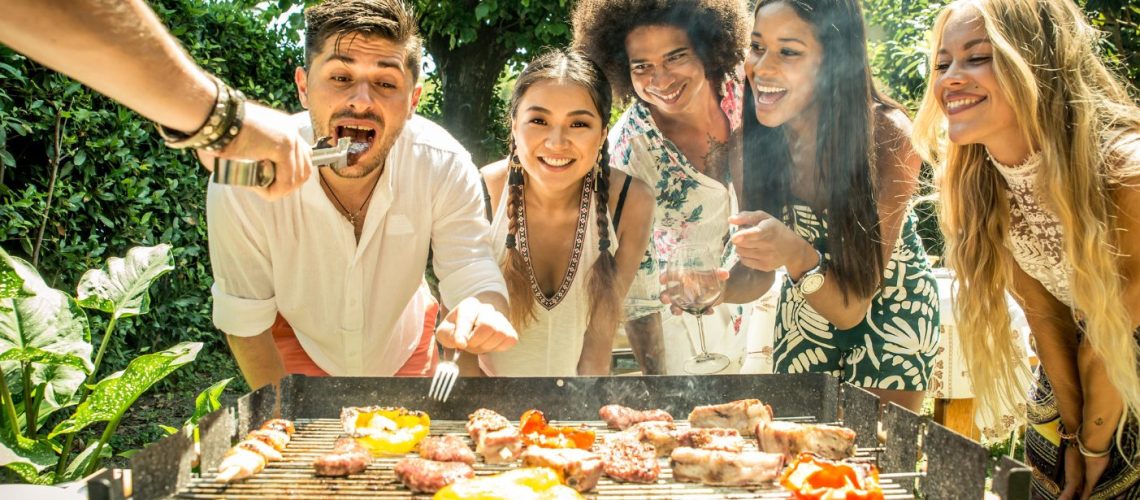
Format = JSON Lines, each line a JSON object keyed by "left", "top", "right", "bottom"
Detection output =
{"left": 992, "top": 151, "right": 1140, "bottom": 499}
{"left": 772, "top": 203, "right": 941, "bottom": 391}
{"left": 608, "top": 77, "right": 748, "bottom": 374}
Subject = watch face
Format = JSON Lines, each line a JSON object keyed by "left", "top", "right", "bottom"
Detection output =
{"left": 801, "top": 272, "right": 825, "bottom": 295}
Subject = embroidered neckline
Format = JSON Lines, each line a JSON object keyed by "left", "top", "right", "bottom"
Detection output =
{"left": 986, "top": 149, "right": 1042, "bottom": 179}
{"left": 517, "top": 174, "right": 594, "bottom": 310}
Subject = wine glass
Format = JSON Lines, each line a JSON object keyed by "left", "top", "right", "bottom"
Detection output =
{"left": 665, "top": 243, "right": 731, "bottom": 374}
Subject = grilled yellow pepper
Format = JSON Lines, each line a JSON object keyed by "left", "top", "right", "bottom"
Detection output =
{"left": 432, "top": 467, "right": 582, "bottom": 500}
{"left": 341, "top": 406, "right": 430, "bottom": 456}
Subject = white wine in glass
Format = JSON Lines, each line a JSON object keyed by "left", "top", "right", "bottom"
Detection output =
{"left": 666, "top": 243, "right": 730, "bottom": 374}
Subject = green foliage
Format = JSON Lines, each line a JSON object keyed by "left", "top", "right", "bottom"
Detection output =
{"left": 0, "top": 245, "right": 198, "bottom": 483}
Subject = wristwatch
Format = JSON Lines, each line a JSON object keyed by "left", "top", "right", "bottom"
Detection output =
{"left": 787, "top": 249, "right": 827, "bottom": 295}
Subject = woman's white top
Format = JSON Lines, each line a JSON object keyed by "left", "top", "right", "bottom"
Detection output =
{"left": 480, "top": 174, "right": 618, "bottom": 377}
{"left": 991, "top": 151, "right": 1074, "bottom": 308}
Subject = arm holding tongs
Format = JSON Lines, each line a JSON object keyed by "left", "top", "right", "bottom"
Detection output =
{"left": 211, "top": 137, "right": 350, "bottom": 188}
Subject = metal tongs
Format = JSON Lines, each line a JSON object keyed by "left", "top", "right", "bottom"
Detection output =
{"left": 210, "top": 137, "right": 351, "bottom": 188}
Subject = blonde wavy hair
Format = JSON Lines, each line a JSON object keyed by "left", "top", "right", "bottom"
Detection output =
{"left": 913, "top": 0, "right": 1140, "bottom": 430}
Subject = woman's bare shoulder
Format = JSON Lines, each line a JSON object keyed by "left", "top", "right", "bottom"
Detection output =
{"left": 607, "top": 168, "right": 655, "bottom": 216}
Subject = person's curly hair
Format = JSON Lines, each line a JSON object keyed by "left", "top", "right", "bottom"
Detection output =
{"left": 572, "top": 0, "right": 749, "bottom": 102}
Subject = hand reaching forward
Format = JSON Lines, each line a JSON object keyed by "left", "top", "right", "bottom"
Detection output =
{"left": 436, "top": 296, "right": 518, "bottom": 355}
{"left": 728, "top": 210, "right": 815, "bottom": 273}
{"left": 199, "top": 102, "right": 313, "bottom": 201}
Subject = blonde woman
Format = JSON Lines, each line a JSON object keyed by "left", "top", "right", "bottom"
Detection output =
{"left": 913, "top": 0, "right": 1140, "bottom": 497}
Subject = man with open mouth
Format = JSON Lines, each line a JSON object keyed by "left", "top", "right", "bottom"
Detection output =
{"left": 205, "top": 0, "right": 517, "bottom": 389}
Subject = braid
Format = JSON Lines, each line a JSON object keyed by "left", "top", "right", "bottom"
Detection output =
{"left": 502, "top": 142, "right": 536, "bottom": 328}
{"left": 586, "top": 144, "right": 622, "bottom": 351}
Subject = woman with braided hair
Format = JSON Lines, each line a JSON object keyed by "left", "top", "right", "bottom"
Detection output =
{"left": 474, "top": 49, "right": 654, "bottom": 376}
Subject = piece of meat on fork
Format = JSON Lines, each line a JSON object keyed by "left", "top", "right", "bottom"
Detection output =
{"left": 599, "top": 435, "right": 659, "bottom": 483}
{"left": 418, "top": 435, "right": 476, "bottom": 464}
{"left": 598, "top": 404, "right": 674, "bottom": 430}
{"left": 520, "top": 445, "right": 604, "bottom": 492}
{"left": 394, "top": 457, "right": 475, "bottom": 493}
{"left": 670, "top": 447, "right": 785, "bottom": 486}
{"left": 755, "top": 420, "right": 857, "bottom": 460}
{"left": 688, "top": 399, "right": 774, "bottom": 436}
{"left": 466, "top": 408, "right": 523, "bottom": 464}
{"left": 313, "top": 437, "right": 372, "bottom": 477}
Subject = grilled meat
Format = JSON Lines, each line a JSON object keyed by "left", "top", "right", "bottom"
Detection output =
{"left": 678, "top": 427, "right": 745, "bottom": 452}
{"left": 236, "top": 438, "right": 283, "bottom": 462}
{"left": 755, "top": 420, "right": 857, "bottom": 460}
{"left": 599, "top": 435, "right": 659, "bottom": 483}
{"left": 598, "top": 404, "right": 674, "bottom": 430}
{"left": 616, "top": 421, "right": 677, "bottom": 457}
{"left": 313, "top": 437, "right": 372, "bottom": 477}
{"left": 216, "top": 446, "right": 266, "bottom": 483}
{"left": 245, "top": 429, "right": 290, "bottom": 452}
{"left": 520, "top": 446, "right": 603, "bottom": 492}
{"left": 466, "top": 408, "right": 523, "bottom": 464}
{"left": 394, "top": 457, "right": 475, "bottom": 493}
{"left": 261, "top": 418, "right": 296, "bottom": 437}
{"left": 418, "top": 435, "right": 476, "bottom": 464}
{"left": 688, "top": 399, "right": 774, "bottom": 436}
{"left": 669, "top": 447, "right": 785, "bottom": 486}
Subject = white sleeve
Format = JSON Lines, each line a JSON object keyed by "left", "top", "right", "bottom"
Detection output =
{"left": 430, "top": 150, "right": 508, "bottom": 309}
{"left": 206, "top": 184, "right": 278, "bottom": 337}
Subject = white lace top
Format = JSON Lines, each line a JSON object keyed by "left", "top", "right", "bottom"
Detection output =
{"left": 991, "top": 151, "right": 1075, "bottom": 308}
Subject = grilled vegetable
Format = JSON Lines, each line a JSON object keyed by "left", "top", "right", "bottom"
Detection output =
{"left": 432, "top": 467, "right": 583, "bottom": 500}
{"left": 519, "top": 410, "right": 595, "bottom": 449}
{"left": 779, "top": 453, "right": 884, "bottom": 500}
{"left": 341, "top": 406, "right": 431, "bottom": 456}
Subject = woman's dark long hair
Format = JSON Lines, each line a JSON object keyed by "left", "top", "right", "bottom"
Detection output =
{"left": 742, "top": 0, "right": 900, "bottom": 301}
{"left": 502, "top": 49, "right": 622, "bottom": 335}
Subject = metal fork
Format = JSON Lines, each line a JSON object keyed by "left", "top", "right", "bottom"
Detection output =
{"left": 428, "top": 348, "right": 461, "bottom": 402}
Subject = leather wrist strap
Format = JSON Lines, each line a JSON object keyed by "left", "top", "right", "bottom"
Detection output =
{"left": 156, "top": 75, "right": 245, "bottom": 151}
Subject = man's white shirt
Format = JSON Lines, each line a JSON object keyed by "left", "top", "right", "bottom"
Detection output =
{"left": 207, "top": 114, "right": 506, "bottom": 375}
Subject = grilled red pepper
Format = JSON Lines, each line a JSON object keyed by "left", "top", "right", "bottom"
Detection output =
{"left": 779, "top": 453, "right": 884, "bottom": 500}
{"left": 519, "top": 410, "right": 595, "bottom": 449}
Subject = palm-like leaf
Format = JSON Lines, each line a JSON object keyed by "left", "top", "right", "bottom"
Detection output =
{"left": 76, "top": 244, "right": 174, "bottom": 320}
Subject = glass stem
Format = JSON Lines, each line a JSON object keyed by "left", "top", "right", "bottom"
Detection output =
{"left": 695, "top": 315, "right": 709, "bottom": 358}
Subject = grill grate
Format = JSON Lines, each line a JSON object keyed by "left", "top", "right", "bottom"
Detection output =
{"left": 173, "top": 417, "right": 914, "bottom": 499}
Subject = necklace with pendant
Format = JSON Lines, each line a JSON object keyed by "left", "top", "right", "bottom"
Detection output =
{"left": 321, "top": 173, "right": 380, "bottom": 226}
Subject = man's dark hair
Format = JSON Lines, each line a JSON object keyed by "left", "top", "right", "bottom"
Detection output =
{"left": 303, "top": 0, "right": 423, "bottom": 82}
{"left": 571, "top": 0, "right": 749, "bottom": 102}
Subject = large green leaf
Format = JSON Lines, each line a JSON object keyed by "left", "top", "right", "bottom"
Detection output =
{"left": 50, "top": 342, "right": 201, "bottom": 437}
{"left": 0, "top": 248, "right": 28, "bottom": 300}
{"left": 76, "top": 244, "right": 174, "bottom": 320}
{"left": 0, "top": 258, "right": 94, "bottom": 414}
{"left": 0, "top": 431, "right": 57, "bottom": 480}
{"left": 60, "top": 441, "right": 112, "bottom": 482}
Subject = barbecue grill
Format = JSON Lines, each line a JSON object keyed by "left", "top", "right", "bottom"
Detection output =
{"left": 82, "top": 373, "right": 1032, "bottom": 499}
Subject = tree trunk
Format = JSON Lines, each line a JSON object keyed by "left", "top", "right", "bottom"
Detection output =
{"left": 425, "top": 31, "right": 515, "bottom": 166}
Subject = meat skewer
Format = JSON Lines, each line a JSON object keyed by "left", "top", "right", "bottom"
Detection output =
{"left": 755, "top": 420, "right": 857, "bottom": 460}
{"left": 394, "top": 457, "right": 475, "bottom": 493}
{"left": 216, "top": 419, "right": 295, "bottom": 483}
{"left": 418, "top": 435, "right": 476, "bottom": 464}
{"left": 669, "top": 447, "right": 785, "bottom": 486}
{"left": 688, "top": 399, "right": 773, "bottom": 436}
{"left": 313, "top": 437, "right": 372, "bottom": 477}
{"left": 598, "top": 404, "right": 673, "bottom": 430}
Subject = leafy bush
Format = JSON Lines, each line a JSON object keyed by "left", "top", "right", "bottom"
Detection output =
{"left": 0, "top": 0, "right": 304, "bottom": 395}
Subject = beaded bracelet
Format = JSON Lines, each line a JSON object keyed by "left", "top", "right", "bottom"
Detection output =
{"left": 156, "top": 75, "right": 245, "bottom": 152}
{"left": 1057, "top": 421, "right": 1078, "bottom": 441}
{"left": 1076, "top": 425, "right": 1112, "bottom": 458}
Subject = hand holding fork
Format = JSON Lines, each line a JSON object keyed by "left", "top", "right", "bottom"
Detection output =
{"left": 429, "top": 295, "right": 517, "bottom": 402}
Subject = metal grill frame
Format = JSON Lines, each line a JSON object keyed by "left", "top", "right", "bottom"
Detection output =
{"left": 82, "top": 373, "right": 1031, "bottom": 499}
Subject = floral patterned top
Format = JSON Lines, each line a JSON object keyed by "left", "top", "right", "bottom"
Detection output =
{"left": 608, "top": 77, "right": 744, "bottom": 329}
